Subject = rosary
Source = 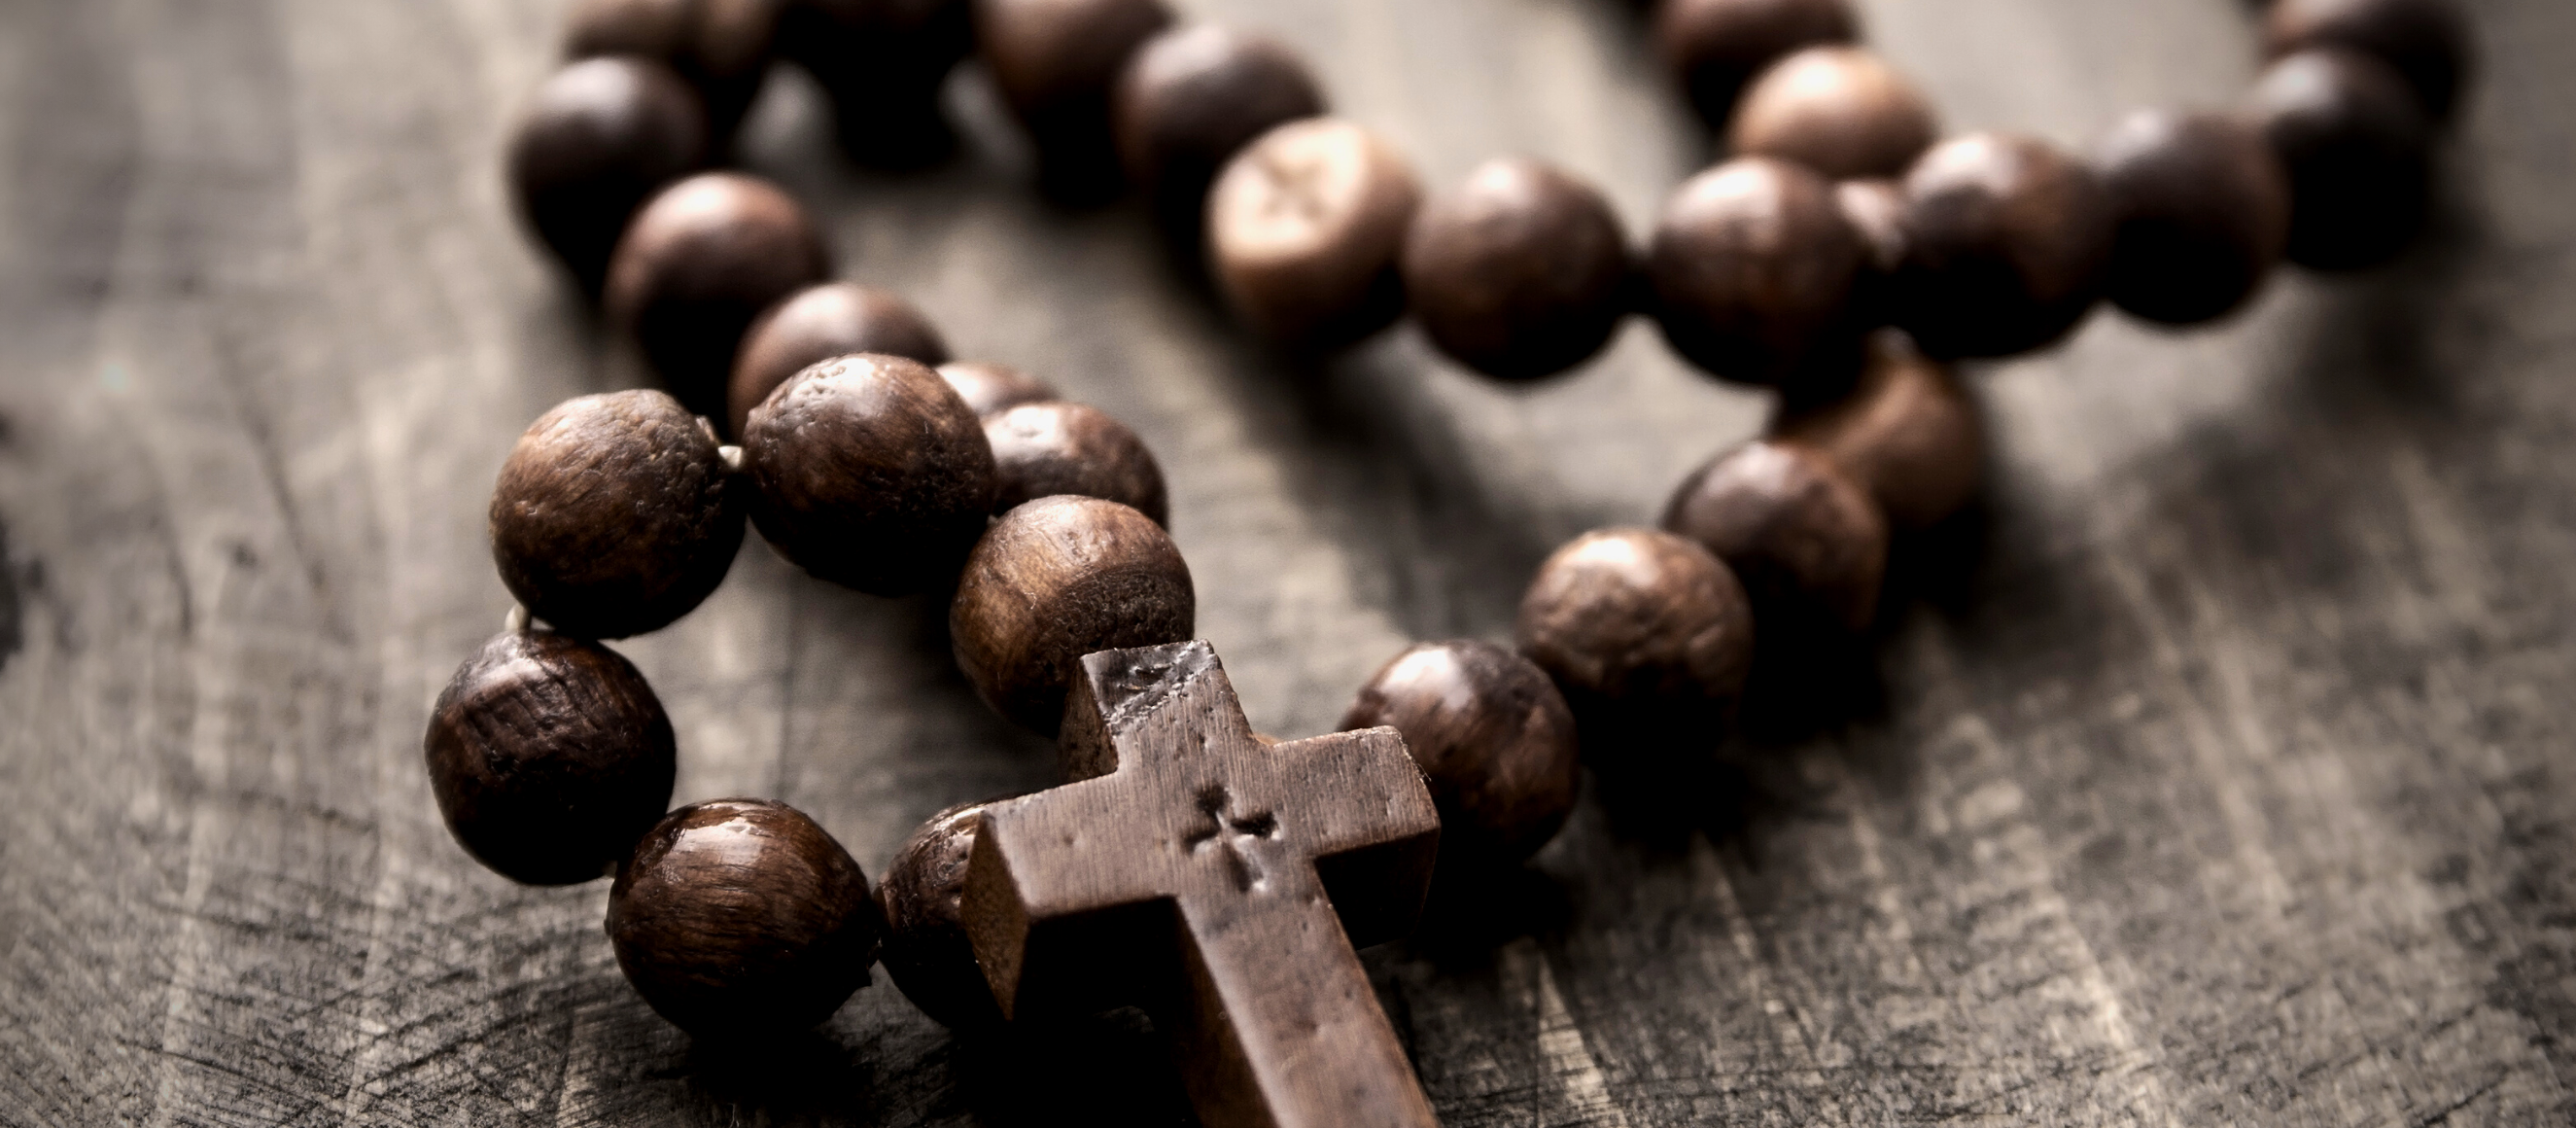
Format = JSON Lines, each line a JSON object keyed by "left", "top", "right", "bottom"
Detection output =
{"left": 435, "top": 0, "right": 2471, "bottom": 1123}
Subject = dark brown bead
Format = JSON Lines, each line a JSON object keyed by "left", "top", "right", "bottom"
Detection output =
{"left": 879, "top": 799, "right": 1009, "bottom": 1030}
{"left": 1893, "top": 132, "right": 2114, "bottom": 360}
{"left": 1770, "top": 332, "right": 1982, "bottom": 529}
{"left": 1647, "top": 157, "right": 1867, "bottom": 393}
{"left": 564, "top": 0, "right": 782, "bottom": 144}
{"left": 977, "top": 0, "right": 1175, "bottom": 198}
{"left": 2094, "top": 109, "right": 2292, "bottom": 325}
{"left": 2249, "top": 49, "right": 2433, "bottom": 271}
{"left": 606, "top": 799, "right": 883, "bottom": 1040}
{"left": 491, "top": 390, "right": 743, "bottom": 639}
{"left": 727, "top": 282, "right": 952, "bottom": 439}
{"left": 1662, "top": 439, "right": 1887, "bottom": 632}
{"left": 779, "top": 0, "right": 973, "bottom": 163}
{"left": 1401, "top": 158, "right": 1633, "bottom": 382}
{"left": 742, "top": 354, "right": 996, "bottom": 595}
{"left": 424, "top": 630, "right": 677, "bottom": 886}
{"left": 1727, "top": 46, "right": 1936, "bottom": 181}
{"left": 1514, "top": 528, "right": 1755, "bottom": 718}
{"left": 1207, "top": 118, "right": 1422, "bottom": 350}
{"left": 2267, "top": 0, "right": 2472, "bottom": 123}
{"left": 950, "top": 495, "right": 1196, "bottom": 734}
{"left": 1653, "top": 0, "right": 1859, "bottom": 132}
{"left": 1112, "top": 23, "right": 1326, "bottom": 224}
{"left": 605, "top": 173, "right": 832, "bottom": 418}
{"left": 505, "top": 57, "right": 708, "bottom": 296}
{"left": 1340, "top": 640, "right": 1581, "bottom": 867}
{"left": 937, "top": 361, "right": 1062, "bottom": 418}
{"left": 985, "top": 402, "right": 1169, "bottom": 526}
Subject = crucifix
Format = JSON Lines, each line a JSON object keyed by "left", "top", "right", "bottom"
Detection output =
{"left": 961, "top": 640, "right": 1445, "bottom": 1128}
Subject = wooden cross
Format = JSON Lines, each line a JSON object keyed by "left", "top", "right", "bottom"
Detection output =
{"left": 961, "top": 640, "right": 1445, "bottom": 1128}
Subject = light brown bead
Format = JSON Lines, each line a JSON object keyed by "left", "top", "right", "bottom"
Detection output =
{"left": 1515, "top": 528, "right": 1756, "bottom": 719}
{"left": 727, "top": 282, "right": 951, "bottom": 439}
{"left": 1770, "top": 332, "right": 1983, "bottom": 529}
{"left": 1341, "top": 640, "right": 1581, "bottom": 867}
{"left": 950, "top": 495, "right": 1196, "bottom": 734}
{"left": 1662, "top": 440, "right": 1887, "bottom": 632}
{"left": 985, "top": 401, "right": 1169, "bottom": 526}
{"left": 1207, "top": 118, "right": 1423, "bottom": 350}
{"left": 1727, "top": 46, "right": 1936, "bottom": 181}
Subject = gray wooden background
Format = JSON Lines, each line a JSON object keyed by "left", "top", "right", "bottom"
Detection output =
{"left": 5, "top": 0, "right": 2573, "bottom": 1123}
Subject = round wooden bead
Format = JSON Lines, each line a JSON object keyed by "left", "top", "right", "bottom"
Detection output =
{"left": 2249, "top": 48, "right": 2433, "bottom": 272}
{"left": 424, "top": 630, "right": 677, "bottom": 886}
{"left": 1727, "top": 46, "right": 1936, "bottom": 181}
{"left": 1653, "top": 0, "right": 1859, "bottom": 131}
{"left": 2094, "top": 109, "right": 2292, "bottom": 326}
{"left": 2266, "top": 0, "right": 2472, "bottom": 123}
{"left": 727, "top": 282, "right": 952, "bottom": 439}
{"left": 1892, "top": 132, "right": 2114, "bottom": 360}
{"left": 950, "top": 495, "right": 1196, "bottom": 734}
{"left": 491, "top": 390, "right": 743, "bottom": 639}
{"left": 880, "top": 798, "right": 1008, "bottom": 1030}
{"left": 1662, "top": 440, "right": 1887, "bottom": 632}
{"left": 1206, "top": 118, "right": 1423, "bottom": 350}
{"left": 605, "top": 172, "right": 832, "bottom": 418}
{"left": 1340, "top": 640, "right": 1581, "bottom": 866}
{"left": 606, "top": 799, "right": 883, "bottom": 1040}
{"left": 938, "top": 361, "right": 1062, "bottom": 418}
{"left": 985, "top": 402, "right": 1169, "bottom": 526}
{"left": 976, "top": 0, "right": 1175, "bottom": 195}
{"left": 1769, "top": 333, "right": 1983, "bottom": 530}
{"left": 563, "top": 0, "right": 781, "bottom": 144}
{"left": 1401, "top": 158, "right": 1634, "bottom": 382}
{"left": 743, "top": 354, "right": 995, "bottom": 594}
{"left": 505, "top": 57, "right": 708, "bottom": 295}
{"left": 779, "top": 0, "right": 973, "bottom": 162}
{"left": 1514, "top": 528, "right": 1756, "bottom": 716}
{"left": 1647, "top": 157, "right": 1867, "bottom": 393}
{"left": 1111, "top": 23, "right": 1327, "bottom": 219}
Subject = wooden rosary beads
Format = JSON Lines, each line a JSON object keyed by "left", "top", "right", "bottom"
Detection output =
{"left": 443, "top": 0, "right": 2474, "bottom": 1122}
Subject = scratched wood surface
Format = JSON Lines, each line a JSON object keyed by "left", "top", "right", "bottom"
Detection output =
{"left": 2, "top": 0, "right": 2572, "bottom": 1123}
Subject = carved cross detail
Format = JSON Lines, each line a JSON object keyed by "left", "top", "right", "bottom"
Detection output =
{"left": 962, "top": 641, "right": 1444, "bottom": 1128}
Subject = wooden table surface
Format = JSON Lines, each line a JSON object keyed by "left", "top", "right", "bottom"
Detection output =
{"left": 5, "top": 0, "right": 2573, "bottom": 1123}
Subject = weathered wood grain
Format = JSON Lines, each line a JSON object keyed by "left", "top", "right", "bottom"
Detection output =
{"left": 3, "top": 0, "right": 2574, "bottom": 1124}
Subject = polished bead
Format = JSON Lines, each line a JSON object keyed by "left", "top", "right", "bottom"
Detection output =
{"left": 1515, "top": 528, "right": 1756, "bottom": 718}
{"left": 950, "top": 495, "right": 1196, "bottom": 734}
{"left": 1662, "top": 439, "right": 1887, "bottom": 632}
{"left": 1653, "top": 0, "right": 1859, "bottom": 132}
{"left": 1647, "top": 157, "right": 1867, "bottom": 393}
{"left": 879, "top": 798, "right": 1009, "bottom": 1030}
{"left": 491, "top": 390, "right": 742, "bottom": 639}
{"left": 605, "top": 173, "right": 833, "bottom": 418}
{"left": 2266, "top": 0, "right": 2472, "bottom": 123}
{"left": 727, "top": 282, "right": 951, "bottom": 439}
{"left": 938, "top": 361, "right": 1062, "bottom": 418}
{"left": 1402, "top": 158, "right": 1633, "bottom": 382}
{"left": 1207, "top": 118, "right": 1422, "bottom": 350}
{"left": 976, "top": 0, "right": 1175, "bottom": 198}
{"left": 563, "top": 0, "right": 782, "bottom": 145}
{"left": 1111, "top": 23, "right": 1326, "bottom": 222}
{"left": 1769, "top": 333, "right": 1982, "bottom": 530}
{"left": 1893, "top": 132, "right": 2113, "bottom": 359}
{"left": 424, "top": 631, "right": 677, "bottom": 886}
{"left": 742, "top": 354, "right": 996, "bottom": 595}
{"left": 1727, "top": 46, "right": 1935, "bottom": 181}
{"left": 505, "top": 57, "right": 707, "bottom": 296}
{"left": 2095, "top": 109, "right": 2292, "bottom": 325}
{"left": 1341, "top": 640, "right": 1581, "bottom": 867}
{"left": 606, "top": 799, "right": 883, "bottom": 1040}
{"left": 2249, "top": 48, "right": 2433, "bottom": 271}
{"left": 985, "top": 401, "right": 1169, "bottom": 526}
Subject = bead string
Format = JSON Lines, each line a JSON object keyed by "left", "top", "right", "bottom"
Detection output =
{"left": 446, "top": 0, "right": 2470, "bottom": 1048}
